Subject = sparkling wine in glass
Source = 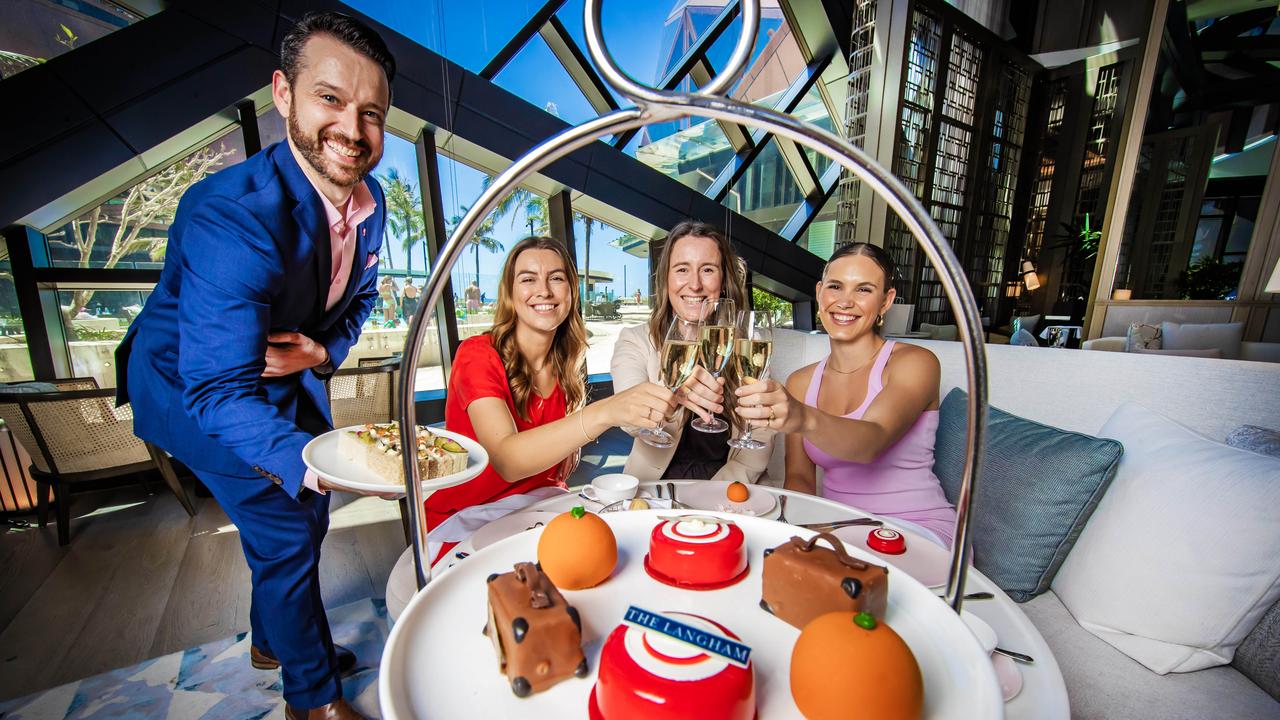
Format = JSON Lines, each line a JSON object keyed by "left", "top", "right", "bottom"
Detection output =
{"left": 637, "top": 317, "right": 699, "bottom": 448}
{"left": 692, "top": 298, "right": 735, "bottom": 433}
{"left": 729, "top": 310, "right": 774, "bottom": 450}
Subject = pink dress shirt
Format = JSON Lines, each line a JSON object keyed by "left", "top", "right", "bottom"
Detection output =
{"left": 300, "top": 173, "right": 376, "bottom": 494}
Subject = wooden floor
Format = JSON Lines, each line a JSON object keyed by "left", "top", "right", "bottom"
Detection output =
{"left": 0, "top": 428, "right": 632, "bottom": 703}
{"left": 0, "top": 484, "right": 405, "bottom": 703}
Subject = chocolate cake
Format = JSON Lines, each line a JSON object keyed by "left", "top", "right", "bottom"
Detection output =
{"left": 484, "top": 562, "right": 588, "bottom": 697}
{"left": 760, "top": 532, "right": 889, "bottom": 630}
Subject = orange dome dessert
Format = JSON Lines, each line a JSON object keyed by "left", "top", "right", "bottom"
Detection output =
{"left": 726, "top": 481, "right": 750, "bottom": 503}
{"left": 790, "top": 611, "right": 923, "bottom": 720}
{"left": 537, "top": 506, "right": 617, "bottom": 590}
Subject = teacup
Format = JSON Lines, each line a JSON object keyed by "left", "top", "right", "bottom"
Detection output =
{"left": 581, "top": 473, "right": 639, "bottom": 505}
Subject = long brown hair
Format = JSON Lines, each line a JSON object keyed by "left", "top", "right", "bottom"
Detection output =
{"left": 489, "top": 236, "right": 587, "bottom": 421}
{"left": 647, "top": 220, "right": 749, "bottom": 348}
{"left": 648, "top": 220, "right": 749, "bottom": 431}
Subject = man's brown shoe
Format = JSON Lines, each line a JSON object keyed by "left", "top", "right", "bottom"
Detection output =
{"left": 284, "top": 698, "right": 365, "bottom": 720}
{"left": 251, "top": 644, "right": 358, "bottom": 675}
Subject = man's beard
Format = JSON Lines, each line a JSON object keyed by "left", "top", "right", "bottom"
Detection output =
{"left": 288, "top": 105, "right": 375, "bottom": 188}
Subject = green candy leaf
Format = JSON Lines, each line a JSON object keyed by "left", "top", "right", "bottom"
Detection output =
{"left": 854, "top": 611, "right": 877, "bottom": 630}
{"left": 571, "top": 505, "right": 586, "bottom": 519}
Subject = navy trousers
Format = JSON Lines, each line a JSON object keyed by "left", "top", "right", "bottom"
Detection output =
{"left": 197, "top": 468, "right": 340, "bottom": 709}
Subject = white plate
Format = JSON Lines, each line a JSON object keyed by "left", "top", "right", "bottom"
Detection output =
{"left": 380, "top": 511, "right": 1002, "bottom": 719}
{"left": 834, "top": 523, "right": 953, "bottom": 588}
{"left": 469, "top": 511, "right": 561, "bottom": 551}
{"left": 302, "top": 425, "right": 488, "bottom": 495}
{"left": 676, "top": 480, "right": 778, "bottom": 517}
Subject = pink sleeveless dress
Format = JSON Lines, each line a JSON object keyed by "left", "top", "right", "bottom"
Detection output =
{"left": 802, "top": 340, "right": 956, "bottom": 547}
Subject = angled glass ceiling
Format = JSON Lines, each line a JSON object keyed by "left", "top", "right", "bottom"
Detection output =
{"left": 1, "top": 0, "right": 141, "bottom": 80}
{"left": 494, "top": 34, "right": 600, "bottom": 126}
{"left": 345, "top": 0, "right": 842, "bottom": 260}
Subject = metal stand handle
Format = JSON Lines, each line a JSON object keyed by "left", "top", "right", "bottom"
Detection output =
{"left": 397, "top": 0, "right": 987, "bottom": 614}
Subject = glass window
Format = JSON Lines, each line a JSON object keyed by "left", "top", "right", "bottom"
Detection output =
{"left": 635, "top": 119, "right": 734, "bottom": 193}
{"left": 493, "top": 34, "right": 599, "bottom": 127}
{"left": 43, "top": 126, "right": 247, "bottom": 269}
{"left": 795, "top": 86, "right": 836, "bottom": 177}
{"left": 751, "top": 286, "right": 794, "bottom": 329}
{"left": 343, "top": 0, "right": 531, "bottom": 75}
{"left": 0, "top": 238, "right": 32, "bottom": 383}
{"left": 706, "top": 12, "right": 793, "bottom": 103}
{"left": 574, "top": 212, "right": 651, "bottom": 376}
{"left": 0, "top": 0, "right": 142, "bottom": 80}
{"left": 56, "top": 288, "right": 149, "bottom": 388}
{"left": 439, "top": 154, "right": 546, "bottom": 342}
{"left": 724, "top": 137, "right": 804, "bottom": 234}
{"left": 366, "top": 133, "right": 446, "bottom": 391}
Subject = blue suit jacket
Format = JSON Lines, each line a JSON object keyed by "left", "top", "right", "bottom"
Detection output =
{"left": 116, "top": 141, "right": 384, "bottom": 496}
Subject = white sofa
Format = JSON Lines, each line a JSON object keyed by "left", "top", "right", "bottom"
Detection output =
{"left": 766, "top": 329, "right": 1280, "bottom": 720}
{"left": 1082, "top": 335, "right": 1280, "bottom": 363}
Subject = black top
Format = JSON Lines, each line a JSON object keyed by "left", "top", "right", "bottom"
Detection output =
{"left": 662, "top": 414, "right": 730, "bottom": 480}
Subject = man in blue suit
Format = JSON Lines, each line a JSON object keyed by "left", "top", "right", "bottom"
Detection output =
{"left": 117, "top": 12, "right": 394, "bottom": 720}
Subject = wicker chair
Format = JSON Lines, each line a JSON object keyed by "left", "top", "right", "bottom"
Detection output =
{"left": 327, "top": 362, "right": 413, "bottom": 542}
{"left": 0, "top": 387, "right": 166, "bottom": 545}
{"left": 328, "top": 362, "right": 400, "bottom": 429}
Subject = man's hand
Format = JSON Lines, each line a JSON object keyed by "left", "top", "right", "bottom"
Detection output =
{"left": 263, "top": 331, "right": 328, "bottom": 377}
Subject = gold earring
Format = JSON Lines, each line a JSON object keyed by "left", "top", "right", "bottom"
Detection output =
{"left": 876, "top": 314, "right": 884, "bottom": 328}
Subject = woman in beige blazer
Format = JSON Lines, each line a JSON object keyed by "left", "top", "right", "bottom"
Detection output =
{"left": 610, "top": 221, "right": 774, "bottom": 483}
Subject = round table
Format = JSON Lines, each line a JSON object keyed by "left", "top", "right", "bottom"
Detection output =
{"left": 384, "top": 481, "right": 1069, "bottom": 719}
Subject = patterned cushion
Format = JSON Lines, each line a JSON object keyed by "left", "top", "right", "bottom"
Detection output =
{"left": 933, "top": 388, "right": 1124, "bottom": 602}
{"left": 1124, "top": 322, "right": 1161, "bottom": 352}
{"left": 1226, "top": 425, "right": 1280, "bottom": 459}
{"left": 1233, "top": 597, "right": 1280, "bottom": 701}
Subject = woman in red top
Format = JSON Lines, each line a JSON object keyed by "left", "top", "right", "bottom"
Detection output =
{"left": 426, "top": 236, "right": 676, "bottom": 530}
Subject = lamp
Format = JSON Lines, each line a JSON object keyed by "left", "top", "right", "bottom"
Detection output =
{"left": 1021, "top": 260, "right": 1040, "bottom": 291}
{"left": 1266, "top": 258, "right": 1280, "bottom": 294}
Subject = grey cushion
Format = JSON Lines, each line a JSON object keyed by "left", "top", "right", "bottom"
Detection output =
{"left": 1161, "top": 321, "right": 1244, "bottom": 360}
{"left": 1024, "top": 592, "right": 1280, "bottom": 718}
{"left": 933, "top": 388, "right": 1123, "bottom": 602}
{"left": 1226, "top": 425, "right": 1280, "bottom": 459}
{"left": 1234, "top": 597, "right": 1280, "bottom": 701}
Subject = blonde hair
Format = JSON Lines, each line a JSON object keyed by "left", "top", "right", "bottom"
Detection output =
{"left": 489, "top": 236, "right": 588, "bottom": 421}
{"left": 647, "top": 221, "right": 749, "bottom": 432}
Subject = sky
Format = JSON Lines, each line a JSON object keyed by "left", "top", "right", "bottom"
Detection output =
{"left": 352, "top": 0, "right": 675, "bottom": 299}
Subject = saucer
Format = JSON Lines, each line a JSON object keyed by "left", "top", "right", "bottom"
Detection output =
{"left": 677, "top": 480, "right": 777, "bottom": 517}
{"left": 833, "top": 523, "right": 951, "bottom": 588}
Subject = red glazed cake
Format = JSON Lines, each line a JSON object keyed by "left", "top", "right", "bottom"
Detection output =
{"left": 589, "top": 611, "right": 755, "bottom": 720}
{"left": 644, "top": 516, "right": 748, "bottom": 590}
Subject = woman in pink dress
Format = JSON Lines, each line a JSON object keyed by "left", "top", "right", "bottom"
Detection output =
{"left": 733, "top": 243, "right": 956, "bottom": 546}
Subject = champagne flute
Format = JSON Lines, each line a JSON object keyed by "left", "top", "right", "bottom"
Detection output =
{"left": 636, "top": 316, "right": 700, "bottom": 448}
{"left": 728, "top": 310, "right": 774, "bottom": 450}
{"left": 691, "top": 297, "right": 736, "bottom": 433}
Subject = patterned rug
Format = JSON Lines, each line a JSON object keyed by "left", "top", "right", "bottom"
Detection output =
{"left": 0, "top": 598, "right": 389, "bottom": 720}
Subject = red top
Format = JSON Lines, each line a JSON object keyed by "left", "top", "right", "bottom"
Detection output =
{"left": 426, "top": 334, "right": 568, "bottom": 529}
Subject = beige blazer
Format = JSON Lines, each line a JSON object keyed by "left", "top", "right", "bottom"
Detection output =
{"left": 610, "top": 324, "right": 774, "bottom": 483}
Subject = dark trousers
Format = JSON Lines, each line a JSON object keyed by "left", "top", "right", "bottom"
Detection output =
{"left": 196, "top": 468, "right": 340, "bottom": 709}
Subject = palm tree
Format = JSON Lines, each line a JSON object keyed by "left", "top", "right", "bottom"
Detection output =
{"left": 377, "top": 168, "right": 426, "bottom": 276}
{"left": 447, "top": 206, "right": 504, "bottom": 288}
{"left": 479, "top": 175, "right": 549, "bottom": 237}
{"left": 577, "top": 213, "right": 595, "bottom": 306}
